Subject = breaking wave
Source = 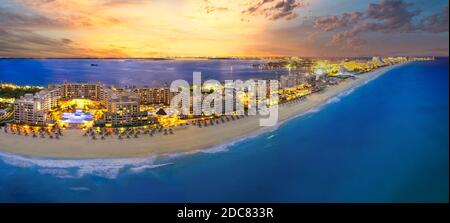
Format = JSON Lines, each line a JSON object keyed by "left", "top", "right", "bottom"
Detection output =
{"left": 0, "top": 151, "right": 163, "bottom": 179}
{"left": 69, "top": 187, "right": 91, "bottom": 191}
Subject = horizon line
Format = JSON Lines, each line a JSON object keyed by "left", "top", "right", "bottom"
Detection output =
{"left": 0, "top": 55, "right": 447, "bottom": 60}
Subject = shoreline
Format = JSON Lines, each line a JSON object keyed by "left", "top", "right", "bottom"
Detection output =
{"left": 0, "top": 64, "right": 405, "bottom": 159}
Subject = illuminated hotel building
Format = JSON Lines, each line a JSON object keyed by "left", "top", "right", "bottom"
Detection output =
{"left": 130, "top": 87, "right": 174, "bottom": 105}
{"left": 280, "top": 75, "right": 306, "bottom": 88}
{"left": 104, "top": 91, "right": 154, "bottom": 127}
{"left": 13, "top": 93, "right": 49, "bottom": 125}
{"left": 116, "top": 87, "right": 174, "bottom": 105}
{"left": 107, "top": 92, "right": 140, "bottom": 113}
{"left": 38, "top": 88, "right": 61, "bottom": 111}
{"left": 60, "top": 82, "right": 104, "bottom": 101}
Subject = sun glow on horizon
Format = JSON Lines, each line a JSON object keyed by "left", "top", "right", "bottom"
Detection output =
{"left": 0, "top": 0, "right": 448, "bottom": 58}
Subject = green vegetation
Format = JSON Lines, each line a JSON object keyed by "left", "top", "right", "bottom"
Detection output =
{"left": 0, "top": 102, "right": 11, "bottom": 110}
{"left": 0, "top": 86, "right": 42, "bottom": 99}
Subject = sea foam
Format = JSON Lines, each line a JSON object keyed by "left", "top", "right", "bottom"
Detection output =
{"left": 0, "top": 151, "right": 161, "bottom": 179}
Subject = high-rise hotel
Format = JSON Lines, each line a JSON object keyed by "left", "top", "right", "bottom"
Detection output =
{"left": 13, "top": 93, "right": 51, "bottom": 126}
{"left": 60, "top": 82, "right": 104, "bottom": 101}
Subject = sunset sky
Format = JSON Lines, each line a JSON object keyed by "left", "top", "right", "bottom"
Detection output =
{"left": 0, "top": 0, "right": 448, "bottom": 58}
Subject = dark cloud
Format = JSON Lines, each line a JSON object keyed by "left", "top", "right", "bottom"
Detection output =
{"left": 313, "top": 0, "right": 449, "bottom": 48}
{"left": 0, "top": 28, "right": 62, "bottom": 46}
{"left": 314, "top": 12, "right": 363, "bottom": 31}
{"left": 201, "top": 0, "right": 229, "bottom": 14}
{"left": 417, "top": 5, "right": 449, "bottom": 33}
{"left": 364, "top": 0, "right": 420, "bottom": 32}
{"left": 0, "top": 27, "right": 127, "bottom": 58}
{"left": 242, "top": 0, "right": 306, "bottom": 21}
{"left": 204, "top": 6, "right": 229, "bottom": 14}
{"left": 0, "top": 7, "right": 64, "bottom": 28}
{"left": 0, "top": 4, "right": 106, "bottom": 57}
{"left": 61, "top": 38, "right": 73, "bottom": 44}
{"left": 0, "top": 28, "right": 71, "bottom": 57}
{"left": 242, "top": 0, "right": 273, "bottom": 15}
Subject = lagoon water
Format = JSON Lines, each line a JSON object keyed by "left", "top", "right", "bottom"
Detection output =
{"left": 0, "top": 59, "right": 448, "bottom": 202}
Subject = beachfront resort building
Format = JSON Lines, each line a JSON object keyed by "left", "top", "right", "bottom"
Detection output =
{"left": 38, "top": 88, "right": 61, "bottom": 111}
{"left": 13, "top": 84, "right": 63, "bottom": 125}
{"left": 128, "top": 87, "right": 174, "bottom": 105}
{"left": 280, "top": 75, "right": 308, "bottom": 88}
{"left": 60, "top": 82, "right": 105, "bottom": 101}
{"left": 106, "top": 91, "right": 140, "bottom": 113}
{"left": 103, "top": 91, "right": 155, "bottom": 127}
{"left": 13, "top": 93, "right": 50, "bottom": 125}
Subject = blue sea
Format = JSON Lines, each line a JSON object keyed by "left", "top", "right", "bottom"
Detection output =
{"left": 0, "top": 59, "right": 448, "bottom": 202}
{"left": 0, "top": 59, "right": 285, "bottom": 86}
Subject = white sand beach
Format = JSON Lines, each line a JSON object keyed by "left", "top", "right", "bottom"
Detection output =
{"left": 0, "top": 64, "right": 403, "bottom": 159}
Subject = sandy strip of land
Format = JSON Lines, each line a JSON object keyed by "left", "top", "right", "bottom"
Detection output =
{"left": 0, "top": 64, "right": 403, "bottom": 159}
